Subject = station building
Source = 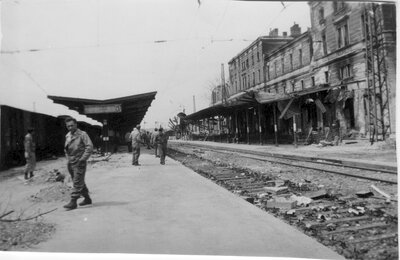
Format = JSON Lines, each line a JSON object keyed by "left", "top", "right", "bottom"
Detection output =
{"left": 185, "top": 1, "right": 396, "bottom": 146}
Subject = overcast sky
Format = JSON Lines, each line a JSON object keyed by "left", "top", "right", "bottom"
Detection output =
{"left": 0, "top": 0, "right": 311, "bottom": 128}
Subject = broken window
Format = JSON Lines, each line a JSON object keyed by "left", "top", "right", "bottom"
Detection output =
{"left": 337, "top": 22, "right": 349, "bottom": 49}
{"left": 299, "top": 49, "right": 303, "bottom": 67}
{"left": 322, "top": 32, "right": 327, "bottom": 55}
{"left": 340, "top": 64, "right": 352, "bottom": 79}
{"left": 319, "top": 7, "right": 325, "bottom": 23}
{"left": 333, "top": 1, "right": 345, "bottom": 13}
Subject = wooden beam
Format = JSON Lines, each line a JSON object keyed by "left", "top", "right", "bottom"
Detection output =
{"left": 279, "top": 98, "right": 294, "bottom": 120}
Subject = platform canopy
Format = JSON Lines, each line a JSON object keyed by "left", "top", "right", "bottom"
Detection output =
{"left": 48, "top": 91, "right": 157, "bottom": 132}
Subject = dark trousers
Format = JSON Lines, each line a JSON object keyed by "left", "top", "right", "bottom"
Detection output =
{"left": 67, "top": 161, "right": 89, "bottom": 199}
{"left": 132, "top": 145, "right": 140, "bottom": 165}
{"left": 159, "top": 144, "right": 167, "bottom": 164}
{"left": 154, "top": 144, "right": 159, "bottom": 157}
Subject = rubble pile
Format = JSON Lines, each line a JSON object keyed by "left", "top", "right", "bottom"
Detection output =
{"left": 30, "top": 183, "right": 71, "bottom": 203}
{"left": 46, "top": 169, "right": 65, "bottom": 183}
{"left": 169, "top": 148, "right": 398, "bottom": 260}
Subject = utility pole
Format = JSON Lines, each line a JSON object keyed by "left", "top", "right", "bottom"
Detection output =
{"left": 221, "top": 63, "right": 226, "bottom": 104}
{"left": 193, "top": 95, "right": 196, "bottom": 113}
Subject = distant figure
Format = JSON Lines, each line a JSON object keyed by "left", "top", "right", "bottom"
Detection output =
{"left": 155, "top": 127, "right": 168, "bottom": 165}
{"left": 63, "top": 117, "right": 93, "bottom": 210}
{"left": 129, "top": 125, "right": 142, "bottom": 166}
{"left": 151, "top": 128, "right": 160, "bottom": 158}
{"left": 125, "top": 132, "right": 132, "bottom": 152}
{"left": 23, "top": 127, "right": 36, "bottom": 180}
{"left": 146, "top": 131, "right": 151, "bottom": 149}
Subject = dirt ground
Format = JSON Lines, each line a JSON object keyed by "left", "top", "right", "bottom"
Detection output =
{"left": 0, "top": 157, "right": 77, "bottom": 251}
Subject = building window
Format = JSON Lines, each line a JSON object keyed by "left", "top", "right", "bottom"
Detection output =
{"left": 246, "top": 59, "right": 249, "bottom": 69}
{"left": 252, "top": 72, "right": 255, "bottom": 86}
{"left": 322, "top": 32, "right": 327, "bottom": 55}
{"left": 361, "top": 14, "right": 370, "bottom": 40}
{"left": 257, "top": 52, "right": 260, "bottom": 62}
{"left": 281, "top": 57, "right": 284, "bottom": 74}
{"left": 289, "top": 53, "right": 293, "bottom": 70}
{"left": 340, "top": 64, "right": 352, "bottom": 79}
{"left": 274, "top": 61, "right": 277, "bottom": 77}
{"left": 251, "top": 55, "right": 254, "bottom": 66}
{"left": 333, "top": 1, "right": 345, "bottom": 13}
{"left": 266, "top": 65, "right": 270, "bottom": 81}
{"left": 337, "top": 22, "right": 349, "bottom": 49}
{"left": 311, "top": 76, "right": 315, "bottom": 87}
{"left": 318, "top": 8, "right": 325, "bottom": 23}
{"left": 299, "top": 49, "right": 303, "bottom": 67}
{"left": 301, "top": 80, "right": 304, "bottom": 90}
{"left": 325, "top": 71, "right": 329, "bottom": 83}
{"left": 247, "top": 75, "right": 250, "bottom": 87}
{"left": 291, "top": 81, "right": 295, "bottom": 92}
{"left": 258, "top": 69, "right": 261, "bottom": 83}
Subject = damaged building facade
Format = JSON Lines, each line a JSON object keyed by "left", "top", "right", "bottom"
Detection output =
{"left": 185, "top": 2, "right": 396, "bottom": 145}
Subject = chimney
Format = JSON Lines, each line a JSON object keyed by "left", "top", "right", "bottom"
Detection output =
{"left": 290, "top": 23, "right": 301, "bottom": 37}
{"left": 283, "top": 32, "right": 287, "bottom": 37}
{"left": 269, "top": 28, "right": 279, "bottom": 37}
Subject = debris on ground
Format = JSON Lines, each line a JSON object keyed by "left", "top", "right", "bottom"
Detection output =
{"left": 356, "top": 190, "right": 374, "bottom": 198}
{"left": 30, "top": 183, "right": 71, "bottom": 203}
{"left": 169, "top": 146, "right": 398, "bottom": 260}
{"left": 0, "top": 220, "right": 55, "bottom": 250}
{"left": 46, "top": 169, "right": 65, "bottom": 183}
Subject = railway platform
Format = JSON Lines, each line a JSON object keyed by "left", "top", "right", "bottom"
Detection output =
{"left": 25, "top": 149, "right": 343, "bottom": 259}
{"left": 170, "top": 139, "right": 398, "bottom": 171}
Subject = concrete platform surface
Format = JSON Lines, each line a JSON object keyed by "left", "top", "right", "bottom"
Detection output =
{"left": 30, "top": 151, "right": 343, "bottom": 259}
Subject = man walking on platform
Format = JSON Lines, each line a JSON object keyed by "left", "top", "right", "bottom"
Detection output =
{"left": 23, "top": 127, "right": 36, "bottom": 180}
{"left": 63, "top": 117, "right": 94, "bottom": 210}
{"left": 151, "top": 128, "right": 160, "bottom": 158}
{"left": 129, "top": 124, "right": 142, "bottom": 166}
{"left": 155, "top": 127, "right": 168, "bottom": 165}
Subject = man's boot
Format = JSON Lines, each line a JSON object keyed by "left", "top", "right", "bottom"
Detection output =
{"left": 24, "top": 172, "right": 28, "bottom": 180}
{"left": 79, "top": 196, "right": 92, "bottom": 206}
{"left": 29, "top": 172, "right": 34, "bottom": 178}
{"left": 63, "top": 198, "right": 78, "bottom": 210}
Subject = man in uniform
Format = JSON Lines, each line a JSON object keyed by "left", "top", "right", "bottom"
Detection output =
{"left": 63, "top": 117, "right": 94, "bottom": 210}
{"left": 129, "top": 124, "right": 142, "bottom": 166}
{"left": 151, "top": 128, "right": 159, "bottom": 158}
{"left": 155, "top": 127, "right": 168, "bottom": 165}
{"left": 23, "top": 127, "right": 36, "bottom": 180}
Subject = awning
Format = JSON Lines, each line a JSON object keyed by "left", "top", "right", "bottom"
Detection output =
{"left": 48, "top": 91, "right": 157, "bottom": 132}
{"left": 185, "top": 104, "right": 232, "bottom": 121}
{"left": 254, "top": 91, "right": 292, "bottom": 104}
{"left": 226, "top": 90, "right": 256, "bottom": 107}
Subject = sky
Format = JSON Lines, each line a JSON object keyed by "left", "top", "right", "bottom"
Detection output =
{"left": 0, "top": 0, "right": 311, "bottom": 128}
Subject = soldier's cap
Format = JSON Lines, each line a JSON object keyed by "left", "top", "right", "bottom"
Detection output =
{"left": 136, "top": 124, "right": 141, "bottom": 129}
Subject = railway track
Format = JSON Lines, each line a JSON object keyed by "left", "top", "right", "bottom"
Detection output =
{"left": 172, "top": 142, "right": 397, "bottom": 184}
{"left": 168, "top": 144, "right": 398, "bottom": 260}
